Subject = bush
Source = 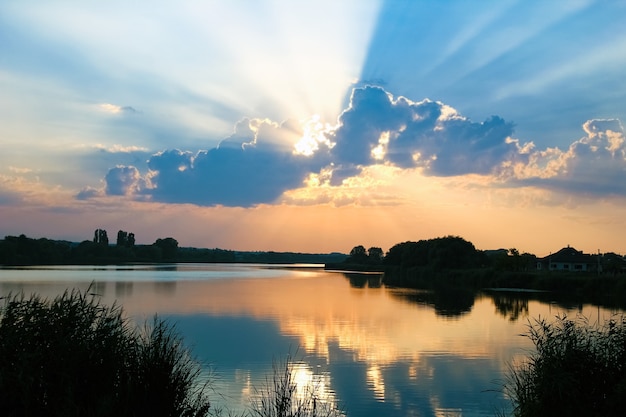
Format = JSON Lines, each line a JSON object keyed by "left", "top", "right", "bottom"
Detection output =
{"left": 503, "top": 314, "right": 626, "bottom": 417}
{"left": 0, "top": 289, "right": 211, "bottom": 417}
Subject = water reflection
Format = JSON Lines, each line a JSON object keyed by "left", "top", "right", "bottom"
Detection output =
{"left": 1, "top": 265, "right": 624, "bottom": 417}
{"left": 388, "top": 287, "right": 475, "bottom": 318}
{"left": 489, "top": 292, "right": 530, "bottom": 321}
{"left": 342, "top": 272, "right": 383, "bottom": 289}
{"left": 154, "top": 280, "right": 177, "bottom": 294}
{"left": 115, "top": 281, "right": 133, "bottom": 297}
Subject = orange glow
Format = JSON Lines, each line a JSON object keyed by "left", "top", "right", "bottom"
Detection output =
{"left": 29, "top": 272, "right": 611, "bottom": 370}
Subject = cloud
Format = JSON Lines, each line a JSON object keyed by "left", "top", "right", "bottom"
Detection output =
{"left": 328, "top": 87, "right": 519, "bottom": 176}
{"left": 145, "top": 150, "right": 307, "bottom": 207}
{"left": 138, "top": 118, "right": 327, "bottom": 207}
{"left": 93, "top": 144, "right": 148, "bottom": 153}
{"left": 281, "top": 164, "right": 405, "bottom": 207}
{"left": 510, "top": 118, "right": 626, "bottom": 197}
{"left": 85, "top": 87, "right": 625, "bottom": 207}
{"left": 104, "top": 165, "right": 143, "bottom": 196}
{"left": 75, "top": 186, "right": 104, "bottom": 200}
{"left": 98, "top": 103, "right": 139, "bottom": 115}
{"left": 0, "top": 173, "right": 71, "bottom": 206}
{"left": 8, "top": 166, "right": 34, "bottom": 174}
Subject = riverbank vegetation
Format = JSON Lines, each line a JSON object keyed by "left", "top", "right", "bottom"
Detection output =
{"left": 333, "top": 236, "right": 626, "bottom": 302}
{"left": 502, "top": 314, "right": 626, "bottom": 417}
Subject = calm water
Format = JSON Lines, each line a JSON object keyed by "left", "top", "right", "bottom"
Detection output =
{"left": 1, "top": 264, "right": 623, "bottom": 416}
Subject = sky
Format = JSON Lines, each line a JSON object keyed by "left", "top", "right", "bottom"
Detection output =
{"left": 1, "top": 0, "right": 626, "bottom": 256}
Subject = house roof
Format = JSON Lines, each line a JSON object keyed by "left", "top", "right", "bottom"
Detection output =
{"left": 541, "top": 246, "right": 597, "bottom": 264}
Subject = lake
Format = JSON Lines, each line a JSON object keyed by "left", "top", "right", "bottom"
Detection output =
{"left": 1, "top": 264, "right": 623, "bottom": 416}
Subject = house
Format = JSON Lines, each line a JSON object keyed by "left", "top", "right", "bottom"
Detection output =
{"left": 536, "top": 246, "right": 599, "bottom": 272}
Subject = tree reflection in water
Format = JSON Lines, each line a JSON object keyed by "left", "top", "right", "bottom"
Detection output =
{"left": 388, "top": 288, "right": 476, "bottom": 318}
{"left": 490, "top": 293, "right": 530, "bottom": 321}
{"left": 342, "top": 272, "right": 383, "bottom": 289}
{"left": 341, "top": 273, "right": 476, "bottom": 318}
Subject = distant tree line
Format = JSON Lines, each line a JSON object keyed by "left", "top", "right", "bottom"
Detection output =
{"left": 233, "top": 250, "right": 346, "bottom": 264}
{"left": 0, "top": 231, "right": 188, "bottom": 265}
{"left": 0, "top": 230, "right": 347, "bottom": 266}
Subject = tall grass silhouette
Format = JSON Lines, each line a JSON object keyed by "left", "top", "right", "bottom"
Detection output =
{"left": 0, "top": 288, "right": 211, "bottom": 417}
{"left": 248, "top": 355, "right": 343, "bottom": 417}
{"left": 503, "top": 314, "right": 626, "bottom": 417}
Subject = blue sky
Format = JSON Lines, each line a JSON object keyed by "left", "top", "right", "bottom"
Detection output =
{"left": 1, "top": 0, "right": 625, "bottom": 255}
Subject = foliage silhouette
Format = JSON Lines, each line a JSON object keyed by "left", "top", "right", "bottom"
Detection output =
{"left": 248, "top": 354, "right": 343, "bottom": 417}
{"left": 0, "top": 288, "right": 211, "bottom": 417}
{"left": 503, "top": 314, "right": 626, "bottom": 417}
{"left": 384, "top": 236, "right": 485, "bottom": 270}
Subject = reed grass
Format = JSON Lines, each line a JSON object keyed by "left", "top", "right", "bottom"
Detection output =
{"left": 503, "top": 314, "right": 626, "bottom": 417}
{"left": 248, "top": 355, "right": 343, "bottom": 417}
{"left": 0, "top": 288, "right": 211, "bottom": 417}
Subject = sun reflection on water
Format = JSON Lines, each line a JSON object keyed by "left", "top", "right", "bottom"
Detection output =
{"left": 366, "top": 364, "right": 385, "bottom": 401}
{"left": 242, "top": 360, "right": 342, "bottom": 416}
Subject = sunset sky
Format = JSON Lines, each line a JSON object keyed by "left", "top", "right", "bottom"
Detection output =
{"left": 1, "top": 0, "right": 625, "bottom": 256}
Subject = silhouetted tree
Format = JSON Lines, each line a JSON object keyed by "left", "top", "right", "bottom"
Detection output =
{"left": 519, "top": 252, "right": 537, "bottom": 271}
{"left": 93, "top": 229, "right": 109, "bottom": 246}
{"left": 367, "top": 247, "right": 384, "bottom": 264}
{"left": 601, "top": 252, "right": 625, "bottom": 275}
{"left": 154, "top": 237, "right": 179, "bottom": 260}
{"left": 115, "top": 230, "right": 136, "bottom": 248}
{"left": 348, "top": 245, "right": 368, "bottom": 263}
{"left": 116, "top": 230, "right": 128, "bottom": 247}
{"left": 384, "top": 236, "right": 483, "bottom": 270}
{"left": 491, "top": 248, "right": 537, "bottom": 271}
